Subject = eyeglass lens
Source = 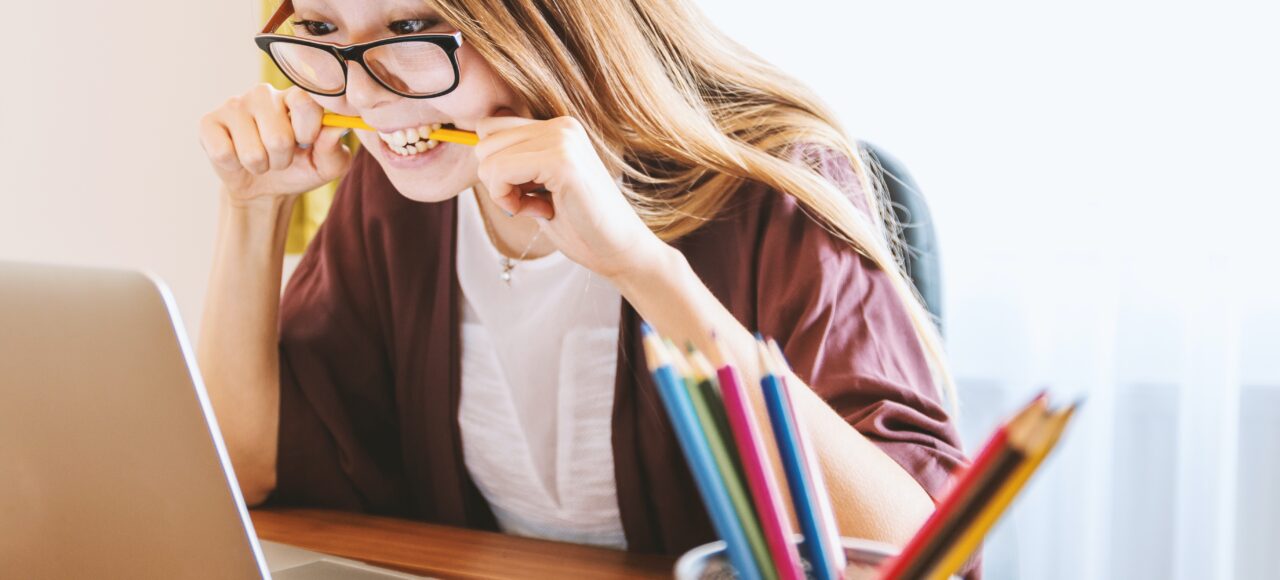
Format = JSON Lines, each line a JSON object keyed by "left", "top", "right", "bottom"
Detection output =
{"left": 270, "top": 43, "right": 346, "bottom": 94}
{"left": 364, "top": 43, "right": 455, "bottom": 95}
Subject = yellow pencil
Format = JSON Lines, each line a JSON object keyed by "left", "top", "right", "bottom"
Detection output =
{"left": 320, "top": 113, "right": 479, "bottom": 146}
{"left": 924, "top": 402, "right": 1078, "bottom": 580}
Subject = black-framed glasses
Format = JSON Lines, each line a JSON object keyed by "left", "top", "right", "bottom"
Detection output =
{"left": 255, "top": 1, "right": 463, "bottom": 99}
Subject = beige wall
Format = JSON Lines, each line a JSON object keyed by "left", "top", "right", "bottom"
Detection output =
{"left": 0, "top": 2, "right": 258, "bottom": 336}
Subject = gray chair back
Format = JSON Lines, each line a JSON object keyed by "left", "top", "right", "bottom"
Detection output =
{"left": 858, "top": 141, "right": 944, "bottom": 335}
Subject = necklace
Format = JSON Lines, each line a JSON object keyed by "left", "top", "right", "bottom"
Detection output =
{"left": 474, "top": 192, "right": 544, "bottom": 286}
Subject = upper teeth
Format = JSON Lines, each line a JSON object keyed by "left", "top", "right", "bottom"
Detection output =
{"left": 378, "top": 123, "right": 444, "bottom": 156}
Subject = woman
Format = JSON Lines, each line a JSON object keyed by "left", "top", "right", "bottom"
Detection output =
{"left": 197, "top": 0, "right": 968, "bottom": 560}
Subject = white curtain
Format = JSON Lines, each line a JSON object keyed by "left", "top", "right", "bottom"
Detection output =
{"left": 699, "top": 0, "right": 1280, "bottom": 577}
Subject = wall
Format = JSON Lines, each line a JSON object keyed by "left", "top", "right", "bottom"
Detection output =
{"left": 0, "top": 1, "right": 258, "bottom": 334}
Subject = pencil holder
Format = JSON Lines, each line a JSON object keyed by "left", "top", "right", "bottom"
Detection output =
{"left": 673, "top": 536, "right": 961, "bottom": 580}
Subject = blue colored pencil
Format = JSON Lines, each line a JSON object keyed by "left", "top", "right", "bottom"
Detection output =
{"left": 757, "top": 337, "right": 842, "bottom": 580}
{"left": 641, "top": 324, "right": 762, "bottom": 580}
{"left": 768, "top": 339, "right": 847, "bottom": 575}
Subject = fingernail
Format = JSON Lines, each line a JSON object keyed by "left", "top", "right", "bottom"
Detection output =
{"left": 298, "top": 142, "right": 311, "bottom": 150}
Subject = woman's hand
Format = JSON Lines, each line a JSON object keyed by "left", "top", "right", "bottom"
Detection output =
{"left": 199, "top": 84, "right": 352, "bottom": 207}
{"left": 473, "top": 115, "right": 667, "bottom": 281}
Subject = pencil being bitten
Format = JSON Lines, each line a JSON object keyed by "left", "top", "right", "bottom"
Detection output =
{"left": 321, "top": 113, "right": 479, "bottom": 146}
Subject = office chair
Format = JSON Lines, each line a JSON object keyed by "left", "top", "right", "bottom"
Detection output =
{"left": 857, "top": 141, "right": 943, "bottom": 335}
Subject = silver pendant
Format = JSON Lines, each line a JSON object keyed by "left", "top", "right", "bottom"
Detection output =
{"left": 500, "top": 258, "right": 514, "bottom": 285}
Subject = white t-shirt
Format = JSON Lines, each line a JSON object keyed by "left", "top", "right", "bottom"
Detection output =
{"left": 455, "top": 188, "right": 627, "bottom": 549}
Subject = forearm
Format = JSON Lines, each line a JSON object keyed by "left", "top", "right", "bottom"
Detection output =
{"left": 197, "top": 192, "right": 296, "bottom": 504}
{"left": 789, "top": 383, "right": 935, "bottom": 544}
{"left": 611, "top": 243, "right": 934, "bottom": 545}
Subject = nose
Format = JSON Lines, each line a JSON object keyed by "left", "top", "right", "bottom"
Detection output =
{"left": 342, "top": 63, "right": 396, "bottom": 111}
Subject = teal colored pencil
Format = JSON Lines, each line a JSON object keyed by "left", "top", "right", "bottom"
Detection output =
{"left": 673, "top": 341, "right": 777, "bottom": 580}
{"left": 642, "top": 327, "right": 762, "bottom": 580}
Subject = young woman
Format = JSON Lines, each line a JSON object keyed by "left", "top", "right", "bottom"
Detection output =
{"left": 198, "top": 0, "right": 968, "bottom": 559}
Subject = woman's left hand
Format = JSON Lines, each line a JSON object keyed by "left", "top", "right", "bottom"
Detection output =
{"left": 473, "top": 115, "right": 667, "bottom": 281}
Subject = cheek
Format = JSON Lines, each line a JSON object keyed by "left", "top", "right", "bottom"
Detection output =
{"left": 311, "top": 94, "right": 347, "bottom": 115}
{"left": 429, "top": 47, "right": 523, "bottom": 123}
{"left": 354, "top": 132, "right": 376, "bottom": 151}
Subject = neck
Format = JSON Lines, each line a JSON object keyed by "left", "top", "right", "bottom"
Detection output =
{"left": 471, "top": 183, "right": 557, "bottom": 260}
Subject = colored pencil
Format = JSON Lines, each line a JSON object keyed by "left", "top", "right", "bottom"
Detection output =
{"left": 877, "top": 425, "right": 1011, "bottom": 580}
{"left": 641, "top": 326, "right": 762, "bottom": 580}
{"left": 685, "top": 347, "right": 777, "bottom": 580}
{"left": 707, "top": 335, "right": 806, "bottom": 580}
{"left": 909, "top": 400, "right": 1044, "bottom": 574}
{"left": 767, "top": 339, "right": 847, "bottom": 578}
{"left": 924, "top": 402, "right": 1079, "bottom": 579}
{"left": 640, "top": 322, "right": 1077, "bottom": 580}
{"left": 687, "top": 347, "right": 747, "bottom": 478}
{"left": 880, "top": 395, "right": 1048, "bottom": 580}
{"left": 758, "top": 338, "right": 842, "bottom": 580}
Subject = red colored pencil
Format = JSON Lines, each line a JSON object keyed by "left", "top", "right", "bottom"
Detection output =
{"left": 878, "top": 394, "right": 1047, "bottom": 580}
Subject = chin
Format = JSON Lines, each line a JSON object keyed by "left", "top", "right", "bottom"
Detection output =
{"left": 385, "top": 173, "right": 471, "bottom": 203}
{"left": 358, "top": 131, "right": 476, "bottom": 203}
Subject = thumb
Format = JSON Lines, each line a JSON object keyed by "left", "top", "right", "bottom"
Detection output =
{"left": 311, "top": 126, "right": 353, "bottom": 181}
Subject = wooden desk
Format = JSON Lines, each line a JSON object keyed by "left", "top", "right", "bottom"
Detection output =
{"left": 250, "top": 508, "right": 676, "bottom": 579}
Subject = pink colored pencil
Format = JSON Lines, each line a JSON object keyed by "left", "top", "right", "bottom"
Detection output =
{"left": 709, "top": 337, "right": 805, "bottom": 580}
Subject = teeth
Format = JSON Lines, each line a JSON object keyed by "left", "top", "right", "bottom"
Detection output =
{"left": 377, "top": 124, "right": 450, "bottom": 156}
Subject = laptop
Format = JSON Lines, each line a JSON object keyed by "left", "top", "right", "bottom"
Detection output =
{"left": 0, "top": 261, "right": 425, "bottom": 579}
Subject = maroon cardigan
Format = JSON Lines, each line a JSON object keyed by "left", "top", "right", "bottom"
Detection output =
{"left": 270, "top": 147, "right": 969, "bottom": 561}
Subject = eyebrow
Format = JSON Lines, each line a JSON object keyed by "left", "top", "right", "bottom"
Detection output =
{"left": 287, "top": 1, "right": 337, "bottom": 30}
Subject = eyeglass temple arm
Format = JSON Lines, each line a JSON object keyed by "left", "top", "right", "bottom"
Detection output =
{"left": 262, "top": 0, "right": 295, "bottom": 35}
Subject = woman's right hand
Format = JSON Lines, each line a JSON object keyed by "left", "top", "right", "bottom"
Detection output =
{"left": 199, "top": 84, "right": 352, "bottom": 206}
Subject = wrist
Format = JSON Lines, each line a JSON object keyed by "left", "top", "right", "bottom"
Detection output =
{"left": 221, "top": 186, "right": 300, "bottom": 215}
{"left": 608, "top": 238, "right": 685, "bottom": 296}
{"left": 217, "top": 189, "right": 299, "bottom": 246}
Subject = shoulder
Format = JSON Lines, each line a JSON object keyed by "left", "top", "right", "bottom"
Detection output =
{"left": 693, "top": 142, "right": 876, "bottom": 268}
{"left": 676, "top": 142, "right": 896, "bottom": 329}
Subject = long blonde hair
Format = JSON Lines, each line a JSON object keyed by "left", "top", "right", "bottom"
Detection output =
{"left": 430, "top": 0, "right": 956, "bottom": 408}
